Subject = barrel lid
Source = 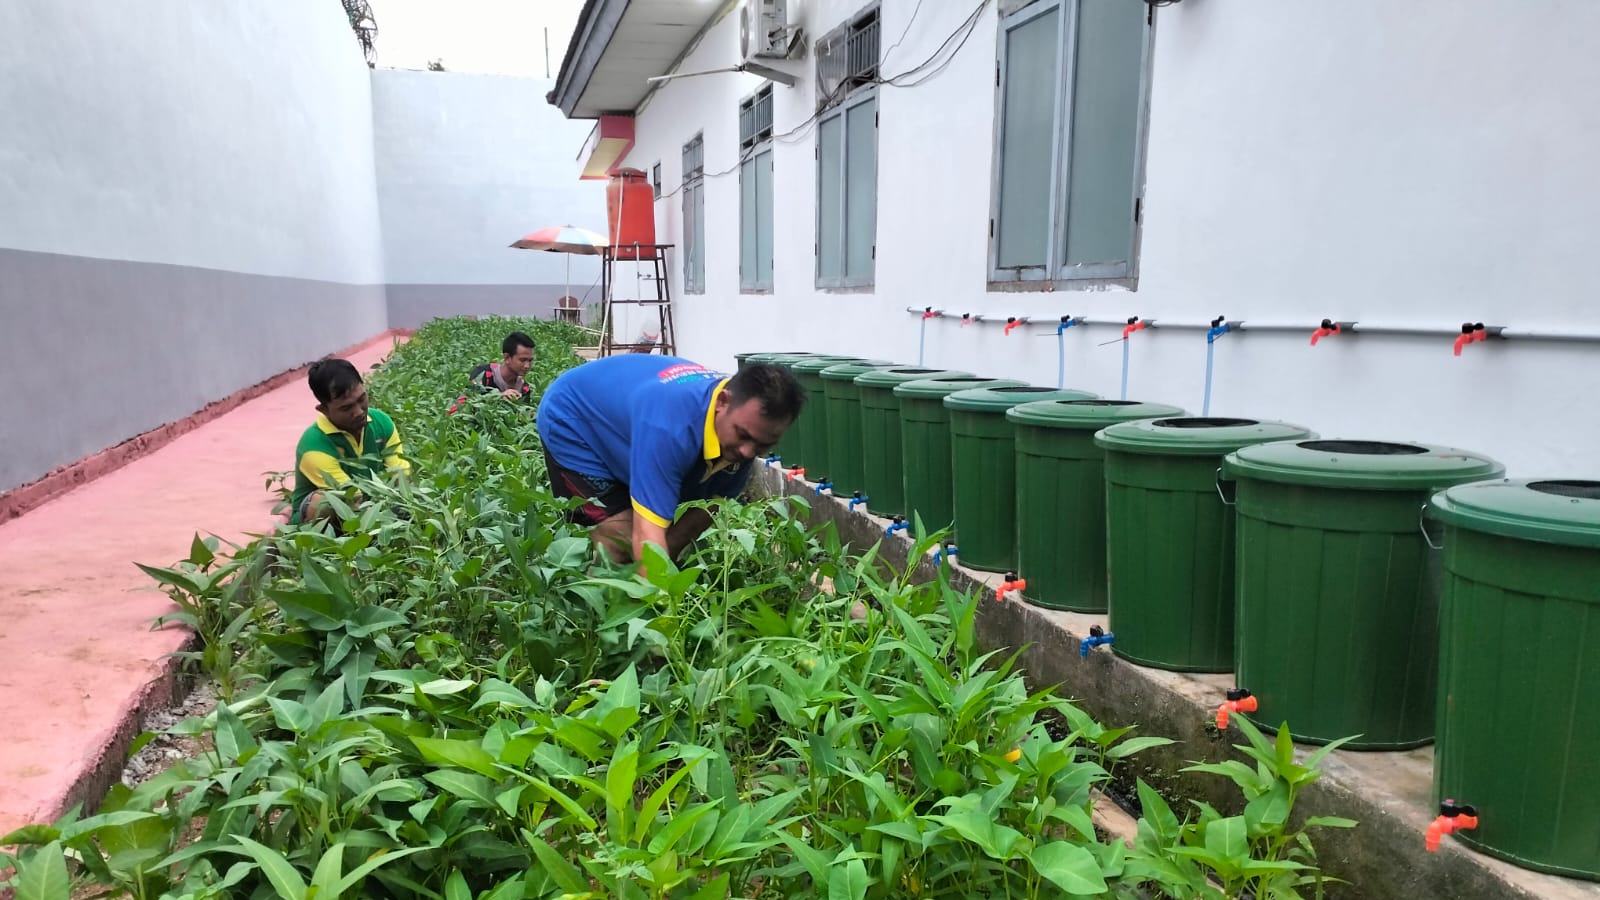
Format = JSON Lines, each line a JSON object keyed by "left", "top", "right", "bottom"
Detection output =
{"left": 820, "top": 361, "right": 903, "bottom": 381}
{"left": 746, "top": 351, "right": 818, "bottom": 364}
{"left": 853, "top": 366, "right": 975, "bottom": 388}
{"left": 1095, "top": 417, "right": 1314, "bottom": 456}
{"left": 1223, "top": 439, "right": 1504, "bottom": 490}
{"left": 944, "top": 385, "right": 1098, "bottom": 413}
{"left": 1007, "top": 398, "right": 1187, "bottom": 429}
{"left": 791, "top": 356, "right": 887, "bottom": 374}
{"left": 893, "top": 376, "right": 1028, "bottom": 399}
{"left": 1428, "top": 479, "right": 1600, "bottom": 548}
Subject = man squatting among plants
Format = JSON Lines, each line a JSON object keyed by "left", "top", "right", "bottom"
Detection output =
{"left": 448, "top": 330, "right": 536, "bottom": 413}
{"left": 537, "top": 357, "right": 805, "bottom": 565}
{"left": 289, "top": 358, "right": 411, "bottom": 525}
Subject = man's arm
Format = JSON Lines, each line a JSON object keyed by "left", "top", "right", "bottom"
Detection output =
{"left": 631, "top": 514, "right": 670, "bottom": 565}
{"left": 381, "top": 427, "right": 411, "bottom": 477}
{"left": 299, "top": 450, "right": 351, "bottom": 493}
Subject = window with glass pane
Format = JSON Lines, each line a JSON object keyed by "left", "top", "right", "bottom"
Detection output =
{"left": 739, "top": 97, "right": 774, "bottom": 293}
{"left": 681, "top": 135, "right": 705, "bottom": 293}
{"left": 990, "top": 0, "right": 1150, "bottom": 284}
{"left": 814, "top": 5, "right": 880, "bottom": 289}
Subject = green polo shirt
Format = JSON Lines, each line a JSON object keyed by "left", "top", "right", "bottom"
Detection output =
{"left": 289, "top": 409, "right": 410, "bottom": 522}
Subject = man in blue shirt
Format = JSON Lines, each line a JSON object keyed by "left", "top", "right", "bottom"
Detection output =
{"left": 537, "top": 357, "right": 805, "bottom": 564}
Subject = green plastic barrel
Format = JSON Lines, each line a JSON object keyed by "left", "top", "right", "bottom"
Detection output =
{"left": 788, "top": 357, "right": 889, "bottom": 481}
{"left": 818, "top": 361, "right": 902, "bottom": 499}
{"left": 1224, "top": 439, "right": 1503, "bottom": 749}
{"left": 1007, "top": 399, "right": 1186, "bottom": 612}
{"left": 893, "top": 377, "right": 1027, "bottom": 539}
{"left": 1429, "top": 479, "right": 1600, "bottom": 878}
{"left": 1095, "top": 417, "right": 1315, "bottom": 673}
{"left": 854, "top": 367, "right": 974, "bottom": 517}
{"left": 945, "top": 386, "right": 1098, "bottom": 573}
{"left": 735, "top": 352, "right": 757, "bottom": 372}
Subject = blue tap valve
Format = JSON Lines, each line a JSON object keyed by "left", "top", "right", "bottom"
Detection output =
{"left": 886, "top": 516, "right": 908, "bottom": 537}
{"left": 848, "top": 492, "right": 868, "bottom": 510}
{"left": 1206, "top": 316, "right": 1231, "bottom": 344}
{"left": 1079, "top": 625, "right": 1115, "bottom": 658}
{"left": 814, "top": 478, "right": 833, "bottom": 496}
{"left": 1056, "top": 316, "right": 1079, "bottom": 335}
{"left": 764, "top": 454, "right": 782, "bottom": 468}
{"left": 933, "top": 543, "right": 958, "bottom": 564}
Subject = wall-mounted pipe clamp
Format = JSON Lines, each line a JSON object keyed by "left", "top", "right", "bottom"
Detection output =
{"left": 848, "top": 492, "right": 868, "bottom": 510}
{"left": 1310, "top": 319, "right": 1343, "bottom": 346}
{"left": 886, "top": 516, "right": 909, "bottom": 537}
{"left": 1425, "top": 799, "right": 1479, "bottom": 852}
{"left": 1216, "top": 688, "right": 1258, "bottom": 729}
{"left": 1079, "top": 625, "right": 1116, "bottom": 658}
{"left": 996, "top": 572, "right": 1027, "bottom": 602}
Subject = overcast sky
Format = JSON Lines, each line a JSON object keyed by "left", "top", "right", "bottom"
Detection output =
{"left": 366, "top": 0, "right": 586, "bottom": 78}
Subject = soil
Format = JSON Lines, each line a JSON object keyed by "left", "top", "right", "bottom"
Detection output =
{"left": 119, "top": 682, "right": 216, "bottom": 789}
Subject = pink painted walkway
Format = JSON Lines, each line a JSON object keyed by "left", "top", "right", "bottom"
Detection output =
{"left": 0, "top": 336, "right": 402, "bottom": 834}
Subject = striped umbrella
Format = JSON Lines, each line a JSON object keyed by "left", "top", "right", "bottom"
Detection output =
{"left": 510, "top": 225, "right": 608, "bottom": 309}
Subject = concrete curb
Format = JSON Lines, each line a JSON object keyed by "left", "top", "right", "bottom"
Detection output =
{"left": 0, "top": 329, "right": 412, "bottom": 523}
{"left": 754, "top": 467, "right": 1599, "bottom": 900}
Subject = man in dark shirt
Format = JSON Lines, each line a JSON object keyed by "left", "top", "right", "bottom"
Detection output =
{"left": 450, "top": 331, "right": 535, "bottom": 412}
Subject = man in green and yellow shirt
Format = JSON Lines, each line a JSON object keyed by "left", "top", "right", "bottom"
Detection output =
{"left": 289, "top": 357, "right": 410, "bottom": 524}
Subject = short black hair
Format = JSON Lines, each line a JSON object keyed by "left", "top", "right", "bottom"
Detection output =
{"left": 725, "top": 363, "right": 806, "bottom": 423}
{"left": 308, "top": 357, "right": 363, "bottom": 405}
{"left": 503, "top": 331, "right": 536, "bottom": 356}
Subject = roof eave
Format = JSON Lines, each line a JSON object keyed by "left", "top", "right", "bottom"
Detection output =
{"left": 548, "top": 0, "right": 631, "bottom": 118}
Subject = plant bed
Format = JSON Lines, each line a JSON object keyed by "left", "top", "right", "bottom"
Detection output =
{"left": 5, "top": 319, "right": 1356, "bottom": 900}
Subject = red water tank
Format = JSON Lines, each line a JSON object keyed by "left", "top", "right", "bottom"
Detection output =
{"left": 606, "top": 168, "right": 656, "bottom": 259}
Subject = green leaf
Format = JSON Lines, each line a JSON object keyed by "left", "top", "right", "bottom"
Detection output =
{"left": 423, "top": 769, "right": 497, "bottom": 807}
{"left": 590, "top": 665, "right": 642, "bottom": 738}
{"left": 1204, "top": 815, "right": 1249, "bottom": 862}
{"left": 1305, "top": 816, "right": 1358, "bottom": 829}
{"left": 1030, "top": 840, "right": 1109, "bottom": 895}
{"left": 827, "top": 857, "right": 869, "bottom": 900}
{"left": 776, "top": 831, "right": 832, "bottom": 886}
{"left": 445, "top": 870, "right": 472, "bottom": 900}
{"left": 333, "top": 846, "right": 428, "bottom": 894}
{"left": 214, "top": 702, "right": 256, "bottom": 762}
{"left": 189, "top": 533, "right": 216, "bottom": 568}
{"left": 1135, "top": 779, "right": 1180, "bottom": 847}
{"left": 929, "top": 809, "right": 1024, "bottom": 860}
{"left": 606, "top": 740, "right": 640, "bottom": 843}
{"left": 1105, "top": 735, "right": 1176, "bottom": 760}
{"left": 14, "top": 840, "right": 70, "bottom": 900}
{"left": 412, "top": 736, "right": 499, "bottom": 777}
{"left": 521, "top": 831, "right": 588, "bottom": 894}
{"left": 231, "top": 835, "right": 307, "bottom": 900}
{"left": 0, "top": 825, "right": 61, "bottom": 847}
{"left": 1245, "top": 779, "right": 1292, "bottom": 829}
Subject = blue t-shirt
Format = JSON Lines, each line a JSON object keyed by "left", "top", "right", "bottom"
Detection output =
{"left": 537, "top": 355, "right": 753, "bottom": 526}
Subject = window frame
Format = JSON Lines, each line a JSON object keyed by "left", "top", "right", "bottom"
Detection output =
{"left": 738, "top": 86, "right": 776, "bottom": 294}
{"left": 681, "top": 134, "right": 705, "bottom": 295}
{"left": 986, "top": 0, "right": 1154, "bottom": 291}
{"left": 814, "top": 88, "right": 878, "bottom": 290}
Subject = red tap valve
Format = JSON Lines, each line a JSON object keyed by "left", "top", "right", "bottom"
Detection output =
{"left": 961, "top": 313, "right": 975, "bottom": 327}
{"left": 922, "top": 307, "right": 938, "bottom": 320}
{"left": 1310, "top": 319, "right": 1342, "bottom": 346}
{"left": 1122, "top": 317, "right": 1147, "bottom": 339}
{"left": 785, "top": 467, "right": 806, "bottom": 482}
{"left": 1004, "top": 317, "right": 1023, "bottom": 336}
{"left": 996, "top": 572, "right": 1027, "bottom": 602}
{"left": 1453, "top": 322, "right": 1487, "bottom": 356}
{"left": 1425, "top": 799, "right": 1479, "bottom": 852}
{"left": 1216, "top": 688, "right": 1258, "bottom": 729}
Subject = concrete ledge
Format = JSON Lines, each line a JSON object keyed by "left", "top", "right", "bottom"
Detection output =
{"left": 0, "top": 329, "right": 411, "bottom": 523}
{"left": 754, "top": 467, "right": 1600, "bottom": 900}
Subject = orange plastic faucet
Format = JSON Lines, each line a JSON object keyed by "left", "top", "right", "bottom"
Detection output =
{"left": 1122, "top": 317, "right": 1148, "bottom": 339}
{"left": 785, "top": 467, "right": 807, "bottom": 482}
{"left": 1216, "top": 688, "right": 1258, "bottom": 729}
{"left": 1004, "top": 317, "right": 1024, "bottom": 336}
{"left": 1310, "top": 319, "right": 1342, "bottom": 346}
{"left": 1453, "top": 322, "right": 1487, "bottom": 356}
{"left": 996, "top": 572, "right": 1027, "bottom": 602}
{"left": 1425, "top": 800, "right": 1479, "bottom": 852}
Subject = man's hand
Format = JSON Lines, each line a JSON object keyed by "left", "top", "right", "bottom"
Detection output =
{"left": 500, "top": 388, "right": 521, "bottom": 401}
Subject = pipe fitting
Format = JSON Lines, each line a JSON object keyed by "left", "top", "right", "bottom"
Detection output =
{"left": 886, "top": 516, "right": 908, "bottom": 537}
{"left": 1056, "top": 315, "right": 1079, "bottom": 335}
{"left": 1216, "top": 688, "right": 1258, "bottom": 729}
{"left": 848, "top": 491, "right": 868, "bottom": 510}
{"left": 1079, "top": 625, "right": 1116, "bottom": 658}
{"left": 1425, "top": 799, "right": 1479, "bottom": 852}
{"left": 1206, "top": 316, "right": 1231, "bottom": 343}
{"left": 996, "top": 571, "right": 1027, "bottom": 602}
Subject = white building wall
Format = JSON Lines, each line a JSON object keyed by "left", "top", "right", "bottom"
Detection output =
{"left": 620, "top": 0, "right": 1600, "bottom": 477}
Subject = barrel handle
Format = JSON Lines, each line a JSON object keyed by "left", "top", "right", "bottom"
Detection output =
{"left": 1420, "top": 503, "right": 1445, "bottom": 551}
{"left": 1215, "top": 467, "right": 1237, "bottom": 507}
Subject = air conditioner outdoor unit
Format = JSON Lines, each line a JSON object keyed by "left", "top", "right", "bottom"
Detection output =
{"left": 740, "top": 0, "right": 802, "bottom": 62}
